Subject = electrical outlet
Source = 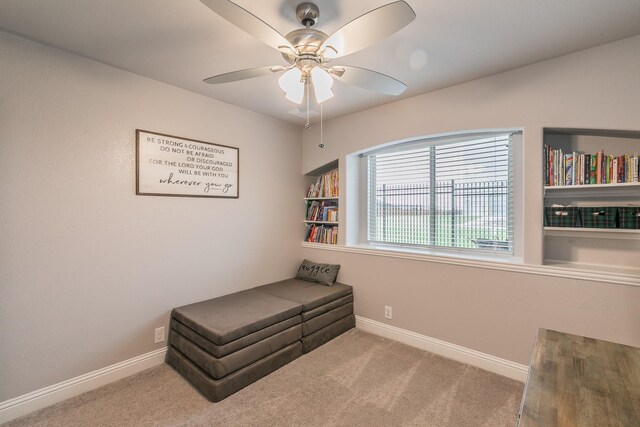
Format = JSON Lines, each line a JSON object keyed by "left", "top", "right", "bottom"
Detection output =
{"left": 154, "top": 326, "right": 165, "bottom": 344}
{"left": 384, "top": 306, "right": 392, "bottom": 320}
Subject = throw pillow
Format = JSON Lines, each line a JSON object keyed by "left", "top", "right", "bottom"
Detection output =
{"left": 295, "top": 259, "right": 340, "bottom": 286}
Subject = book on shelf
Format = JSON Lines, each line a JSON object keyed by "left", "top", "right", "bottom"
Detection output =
{"left": 305, "top": 200, "right": 338, "bottom": 222}
{"left": 306, "top": 169, "right": 339, "bottom": 198}
{"left": 304, "top": 224, "right": 338, "bottom": 244}
{"left": 564, "top": 153, "right": 573, "bottom": 186}
{"left": 323, "top": 206, "right": 338, "bottom": 222}
{"left": 544, "top": 144, "right": 639, "bottom": 186}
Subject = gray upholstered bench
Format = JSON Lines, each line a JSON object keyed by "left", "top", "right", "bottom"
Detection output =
{"left": 166, "top": 278, "right": 354, "bottom": 402}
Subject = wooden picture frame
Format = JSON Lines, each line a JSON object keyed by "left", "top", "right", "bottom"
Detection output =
{"left": 136, "top": 129, "right": 239, "bottom": 198}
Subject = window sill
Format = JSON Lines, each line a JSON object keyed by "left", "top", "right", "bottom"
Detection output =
{"left": 302, "top": 241, "right": 521, "bottom": 267}
{"left": 300, "top": 242, "right": 640, "bottom": 287}
{"left": 359, "top": 242, "right": 520, "bottom": 264}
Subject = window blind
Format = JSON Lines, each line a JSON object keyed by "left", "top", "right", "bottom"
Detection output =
{"left": 367, "top": 134, "right": 514, "bottom": 253}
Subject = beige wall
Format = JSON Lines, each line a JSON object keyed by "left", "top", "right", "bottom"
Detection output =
{"left": 2, "top": 29, "right": 640, "bottom": 404}
{"left": 0, "top": 32, "right": 303, "bottom": 401}
{"left": 301, "top": 248, "right": 640, "bottom": 364}
{"left": 302, "top": 35, "right": 640, "bottom": 365}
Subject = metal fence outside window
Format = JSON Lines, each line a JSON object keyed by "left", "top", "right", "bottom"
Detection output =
{"left": 370, "top": 180, "right": 511, "bottom": 251}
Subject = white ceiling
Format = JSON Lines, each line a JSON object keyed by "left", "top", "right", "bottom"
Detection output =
{"left": 2, "top": 0, "right": 640, "bottom": 124}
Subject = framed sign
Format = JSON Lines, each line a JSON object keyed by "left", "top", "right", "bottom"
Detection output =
{"left": 136, "top": 130, "right": 239, "bottom": 198}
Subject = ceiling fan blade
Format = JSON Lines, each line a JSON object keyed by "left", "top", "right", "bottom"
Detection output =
{"left": 200, "top": 0, "right": 293, "bottom": 52}
{"left": 320, "top": 1, "right": 415, "bottom": 59}
{"left": 332, "top": 66, "right": 407, "bottom": 96}
{"left": 204, "top": 66, "right": 284, "bottom": 84}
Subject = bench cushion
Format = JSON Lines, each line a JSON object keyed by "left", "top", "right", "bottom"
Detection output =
{"left": 166, "top": 341, "right": 302, "bottom": 402}
{"left": 169, "top": 324, "right": 302, "bottom": 379}
{"left": 302, "top": 302, "right": 353, "bottom": 336}
{"left": 171, "top": 289, "right": 302, "bottom": 346}
{"left": 301, "top": 294, "right": 353, "bottom": 322}
{"left": 254, "top": 278, "right": 352, "bottom": 312}
{"left": 170, "top": 316, "right": 301, "bottom": 358}
{"left": 301, "top": 314, "right": 355, "bottom": 353}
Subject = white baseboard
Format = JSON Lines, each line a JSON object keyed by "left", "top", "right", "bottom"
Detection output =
{"left": 355, "top": 316, "right": 528, "bottom": 382}
{"left": 0, "top": 347, "right": 167, "bottom": 424}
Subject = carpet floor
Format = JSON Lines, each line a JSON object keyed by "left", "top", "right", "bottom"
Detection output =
{"left": 4, "top": 329, "right": 524, "bottom": 426}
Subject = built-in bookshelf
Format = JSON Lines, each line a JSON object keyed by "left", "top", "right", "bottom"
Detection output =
{"left": 304, "top": 161, "right": 339, "bottom": 245}
{"left": 542, "top": 128, "right": 640, "bottom": 274}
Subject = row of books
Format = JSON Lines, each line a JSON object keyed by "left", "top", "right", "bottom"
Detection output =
{"left": 306, "top": 169, "right": 339, "bottom": 198}
{"left": 306, "top": 201, "right": 338, "bottom": 222}
{"left": 305, "top": 224, "right": 338, "bottom": 244}
{"left": 544, "top": 145, "right": 639, "bottom": 186}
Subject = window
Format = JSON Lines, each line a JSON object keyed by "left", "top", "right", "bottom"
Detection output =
{"left": 365, "top": 132, "right": 515, "bottom": 254}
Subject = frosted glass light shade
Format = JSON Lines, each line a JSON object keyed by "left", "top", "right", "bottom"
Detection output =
{"left": 278, "top": 68, "right": 305, "bottom": 104}
{"left": 311, "top": 67, "right": 334, "bottom": 104}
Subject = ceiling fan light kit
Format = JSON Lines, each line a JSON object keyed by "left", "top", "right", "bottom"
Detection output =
{"left": 310, "top": 67, "right": 334, "bottom": 103}
{"left": 200, "top": 0, "right": 416, "bottom": 109}
{"left": 278, "top": 68, "right": 304, "bottom": 103}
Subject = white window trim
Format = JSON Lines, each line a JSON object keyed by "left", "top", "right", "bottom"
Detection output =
{"left": 349, "top": 129, "right": 523, "bottom": 260}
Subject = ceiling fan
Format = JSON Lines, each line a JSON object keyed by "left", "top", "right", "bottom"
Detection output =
{"left": 200, "top": 0, "right": 416, "bottom": 105}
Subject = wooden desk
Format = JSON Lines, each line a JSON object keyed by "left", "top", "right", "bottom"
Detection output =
{"left": 518, "top": 329, "right": 640, "bottom": 427}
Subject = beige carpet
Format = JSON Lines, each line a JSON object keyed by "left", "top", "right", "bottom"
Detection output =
{"left": 4, "top": 329, "right": 523, "bottom": 426}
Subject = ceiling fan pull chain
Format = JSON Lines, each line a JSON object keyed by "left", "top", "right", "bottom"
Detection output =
{"left": 320, "top": 102, "right": 323, "bottom": 147}
{"left": 305, "top": 80, "right": 310, "bottom": 129}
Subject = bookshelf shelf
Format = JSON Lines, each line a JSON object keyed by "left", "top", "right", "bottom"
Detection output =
{"left": 542, "top": 260, "right": 640, "bottom": 278}
{"left": 544, "top": 182, "right": 640, "bottom": 191}
{"left": 544, "top": 182, "right": 640, "bottom": 199}
{"left": 544, "top": 227, "right": 640, "bottom": 240}
{"left": 304, "top": 221, "right": 339, "bottom": 225}
{"left": 304, "top": 162, "right": 339, "bottom": 245}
